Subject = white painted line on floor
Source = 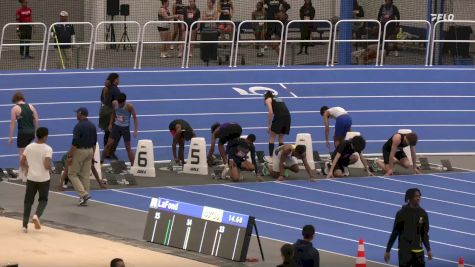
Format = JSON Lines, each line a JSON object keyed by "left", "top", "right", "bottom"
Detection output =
{"left": 328, "top": 179, "right": 475, "bottom": 209}
{"left": 275, "top": 182, "right": 475, "bottom": 223}
{"left": 222, "top": 184, "right": 475, "bottom": 236}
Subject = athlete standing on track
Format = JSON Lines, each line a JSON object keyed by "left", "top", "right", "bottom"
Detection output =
{"left": 102, "top": 93, "right": 138, "bottom": 165}
{"left": 99, "top": 73, "right": 121, "bottom": 160}
{"left": 265, "top": 91, "right": 291, "bottom": 157}
{"left": 9, "top": 92, "right": 39, "bottom": 181}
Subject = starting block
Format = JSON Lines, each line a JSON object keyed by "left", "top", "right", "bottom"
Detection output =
{"left": 418, "top": 157, "right": 431, "bottom": 170}
{"left": 131, "top": 139, "right": 156, "bottom": 177}
{"left": 398, "top": 129, "right": 413, "bottom": 165}
{"left": 295, "top": 133, "right": 315, "bottom": 170}
{"left": 183, "top": 137, "right": 208, "bottom": 175}
{"left": 90, "top": 142, "right": 102, "bottom": 180}
{"left": 441, "top": 159, "right": 453, "bottom": 171}
{"left": 5, "top": 168, "right": 18, "bottom": 179}
{"left": 345, "top": 132, "right": 364, "bottom": 169}
{"left": 110, "top": 160, "right": 128, "bottom": 174}
{"left": 211, "top": 165, "right": 228, "bottom": 180}
{"left": 167, "top": 160, "right": 183, "bottom": 172}
{"left": 103, "top": 172, "right": 119, "bottom": 185}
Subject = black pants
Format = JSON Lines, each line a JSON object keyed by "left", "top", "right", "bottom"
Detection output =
{"left": 104, "top": 129, "right": 118, "bottom": 156}
{"left": 19, "top": 25, "right": 32, "bottom": 56}
{"left": 399, "top": 251, "right": 425, "bottom": 267}
{"left": 23, "top": 180, "right": 50, "bottom": 228}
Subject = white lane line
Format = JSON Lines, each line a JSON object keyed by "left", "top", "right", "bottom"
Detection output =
{"left": 222, "top": 184, "right": 475, "bottom": 236}
{"left": 377, "top": 176, "right": 475, "bottom": 196}
{"left": 329, "top": 179, "right": 475, "bottom": 209}
{"left": 279, "top": 83, "right": 298, "bottom": 97}
{"left": 3, "top": 124, "right": 475, "bottom": 140}
{"left": 165, "top": 186, "right": 475, "bottom": 252}
{"left": 277, "top": 182, "right": 475, "bottom": 222}
{"left": 2, "top": 80, "right": 475, "bottom": 91}
{"left": 2, "top": 109, "right": 475, "bottom": 123}
{"left": 429, "top": 173, "right": 475, "bottom": 185}
{"left": 25, "top": 181, "right": 470, "bottom": 266}
{"left": 3, "top": 95, "right": 475, "bottom": 107}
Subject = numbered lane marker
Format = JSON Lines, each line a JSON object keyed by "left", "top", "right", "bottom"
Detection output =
{"left": 295, "top": 133, "right": 315, "bottom": 170}
{"left": 131, "top": 139, "right": 156, "bottom": 177}
{"left": 90, "top": 142, "right": 102, "bottom": 180}
{"left": 183, "top": 137, "right": 209, "bottom": 175}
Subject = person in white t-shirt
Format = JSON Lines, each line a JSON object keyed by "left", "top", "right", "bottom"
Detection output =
{"left": 20, "top": 127, "right": 53, "bottom": 233}
{"left": 320, "top": 106, "right": 353, "bottom": 150}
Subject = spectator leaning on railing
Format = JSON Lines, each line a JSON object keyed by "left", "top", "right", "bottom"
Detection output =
{"left": 51, "top": 11, "right": 75, "bottom": 69}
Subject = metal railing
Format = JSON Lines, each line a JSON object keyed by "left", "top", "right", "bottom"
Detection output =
{"left": 235, "top": 20, "right": 284, "bottom": 67}
{"left": 430, "top": 20, "right": 475, "bottom": 66}
{"left": 0, "top": 22, "right": 48, "bottom": 71}
{"left": 186, "top": 20, "right": 236, "bottom": 68}
{"left": 283, "top": 20, "right": 332, "bottom": 67}
{"left": 90, "top": 21, "right": 141, "bottom": 70}
{"left": 332, "top": 19, "right": 381, "bottom": 66}
{"left": 380, "top": 20, "right": 431, "bottom": 66}
{"left": 138, "top": 21, "right": 188, "bottom": 69}
{"left": 43, "top": 22, "right": 94, "bottom": 71}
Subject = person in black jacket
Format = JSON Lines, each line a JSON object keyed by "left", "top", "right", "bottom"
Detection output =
{"left": 385, "top": 188, "right": 432, "bottom": 267}
{"left": 99, "top": 73, "right": 121, "bottom": 160}
{"left": 298, "top": 0, "right": 315, "bottom": 55}
{"left": 293, "top": 225, "right": 320, "bottom": 267}
{"left": 377, "top": 0, "right": 401, "bottom": 56}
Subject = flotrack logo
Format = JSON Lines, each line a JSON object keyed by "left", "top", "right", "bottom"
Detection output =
{"left": 158, "top": 198, "right": 179, "bottom": 211}
{"left": 431, "top": 14, "right": 455, "bottom": 22}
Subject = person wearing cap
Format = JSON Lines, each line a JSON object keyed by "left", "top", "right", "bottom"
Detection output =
{"left": 169, "top": 119, "right": 195, "bottom": 165}
{"left": 68, "top": 107, "right": 97, "bottom": 206}
{"left": 384, "top": 188, "right": 432, "bottom": 266}
{"left": 51, "top": 11, "right": 75, "bottom": 69}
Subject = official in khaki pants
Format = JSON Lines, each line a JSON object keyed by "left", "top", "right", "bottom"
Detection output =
{"left": 67, "top": 107, "right": 97, "bottom": 206}
{"left": 52, "top": 11, "right": 75, "bottom": 69}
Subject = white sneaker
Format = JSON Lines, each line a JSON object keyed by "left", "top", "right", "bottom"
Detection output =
{"left": 22, "top": 227, "right": 28, "bottom": 233}
{"left": 170, "top": 45, "right": 175, "bottom": 50}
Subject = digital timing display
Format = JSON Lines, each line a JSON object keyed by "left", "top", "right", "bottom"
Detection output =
{"left": 143, "top": 197, "right": 254, "bottom": 262}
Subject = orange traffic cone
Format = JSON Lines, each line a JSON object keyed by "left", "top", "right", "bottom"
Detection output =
{"left": 355, "top": 239, "right": 366, "bottom": 267}
{"left": 458, "top": 257, "right": 464, "bottom": 267}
